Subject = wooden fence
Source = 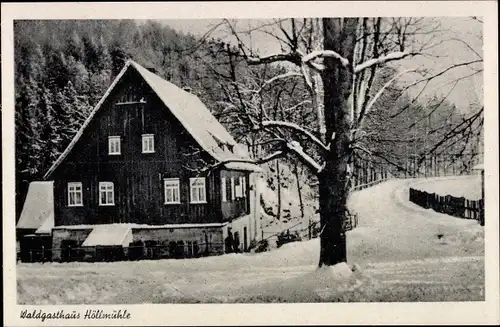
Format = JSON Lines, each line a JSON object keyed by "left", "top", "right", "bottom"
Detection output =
{"left": 409, "top": 188, "right": 484, "bottom": 226}
{"left": 261, "top": 209, "right": 358, "bottom": 245}
{"left": 351, "top": 177, "right": 392, "bottom": 191}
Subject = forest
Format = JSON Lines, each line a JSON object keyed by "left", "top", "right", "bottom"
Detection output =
{"left": 14, "top": 19, "right": 483, "bottom": 221}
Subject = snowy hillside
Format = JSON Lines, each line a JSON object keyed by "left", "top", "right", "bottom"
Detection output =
{"left": 17, "top": 177, "right": 484, "bottom": 303}
{"left": 256, "top": 161, "right": 319, "bottom": 241}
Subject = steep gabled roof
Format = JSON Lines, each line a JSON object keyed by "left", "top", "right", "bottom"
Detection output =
{"left": 44, "top": 60, "right": 260, "bottom": 179}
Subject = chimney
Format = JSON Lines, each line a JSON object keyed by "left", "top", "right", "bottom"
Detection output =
{"left": 182, "top": 86, "right": 192, "bottom": 93}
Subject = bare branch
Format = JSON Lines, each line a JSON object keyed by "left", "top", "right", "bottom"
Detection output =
{"left": 255, "top": 71, "right": 303, "bottom": 93}
{"left": 301, "top": 63, "right": 314, "bottom": 91}
{"left": 352, "top": 144, "right": 373, "bottom": 156}
{"left": 286, "top": 141, "right": 322, "bottom": 173}
{"left": 448, "top": 37, "right": 482, "bottom": 59}
{"left": 302, "top": 50, "right": 350, "bottom": 69}
{"left": 404, "top": 59, "right": 483, "bottom": 89}
{"left": 255, "top": 150, "right": 286, "bottom": 164}
{"left": 422, "top": 107, "right": 484, "bottom": 160}
{"left": 259, "top": 120, "right": 329, "bottom": 152}
{"left": 358, "top": 69, "right": 416, "bottom": 126}
{"left": 246, "top": 52, "right": 302, "bottom": 66}
{"left": 354, "top": 51, "right": 419, "bottom": 73}
{"left": 283, "top": 100, "right": 312, "bottom": 112}
{"left": 471, "top": 16, "right": 483, "bottom": 24}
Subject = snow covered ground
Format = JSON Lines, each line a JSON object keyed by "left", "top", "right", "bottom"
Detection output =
{"left": 17, "top": 178, "right": 484, "bottom": 303}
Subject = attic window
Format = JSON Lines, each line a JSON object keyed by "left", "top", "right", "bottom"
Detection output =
{"left": 108, "top": 136, "right": 121, "bottom": 155}
{"left": 116, "top": 85, "right": 147, "bottom": 104}
{"left": 116, "top": 96, "right": 146, "bottom": 105}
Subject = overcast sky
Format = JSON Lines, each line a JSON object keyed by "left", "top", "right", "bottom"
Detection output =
{"left": 158, "top": 17, "right": 483, "bottom": 110}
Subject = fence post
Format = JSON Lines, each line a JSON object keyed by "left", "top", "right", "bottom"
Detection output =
{"left": 480, "top": 199, "right": 485, "bottom": 226}
{"left": 474, "top": 201, "right": 478, "bottom": 221}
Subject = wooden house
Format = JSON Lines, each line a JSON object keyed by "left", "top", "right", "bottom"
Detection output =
{"left": 19, "top": 60, "right": 262, "bottom": 261}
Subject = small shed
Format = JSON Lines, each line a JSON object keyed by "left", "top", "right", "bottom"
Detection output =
{"left": 16, "top": 181, "right": 54, "bottom": 239}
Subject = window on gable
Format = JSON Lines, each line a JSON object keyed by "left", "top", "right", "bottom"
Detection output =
{"left": 108, "top": 136, "right": 121, "bottom": 155}
{"left": 68, "top": 182, "right": 83, "bottom": 207}
{"left": 99, "top": 182, "right": 115, "bottom": 206}
{"left": 142, "top": 134, "right": 155, "bottom": 153}
{"left": 221, "top": 177, "right": 227, "bottom": 202}
{"left": 190, "top": 177, "right": 206, "bottom": 204}
{"left": 164, "top": 178, "right": 180, "bottom": 204}
{"left": 116, "top": 84, "right": 146, "bottom": 104}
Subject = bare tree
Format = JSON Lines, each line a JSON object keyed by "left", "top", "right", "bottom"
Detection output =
{"left": 204, "top": 17, "right": 482, "bottom": 267}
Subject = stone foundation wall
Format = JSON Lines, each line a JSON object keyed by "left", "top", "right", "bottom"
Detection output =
{"left": 131, "top": 226, "right": 225, "bottom": 256}
{"left": 51, "top": 225, "right": 226, "bottom": 261}
{"left": 52, "top": 228, "right": 92, "bottom": 261}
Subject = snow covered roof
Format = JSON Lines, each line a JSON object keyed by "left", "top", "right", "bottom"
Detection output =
{"left": 53, "top": 222, "right": 229, "bottom": 230}
{"left": 17, "top": 181, "right": 54, "bottom": 231}
{"left": 82, "top": 224, "right": 133, "bottom": 247}
{"left": 44, "top": 59, "right": 261, "bottom": 179}
{"left": 224, "top": 161, "right": 264, "bottom": 172}
{"left": 35, "top": 215, "right": 54, "bottom": 234}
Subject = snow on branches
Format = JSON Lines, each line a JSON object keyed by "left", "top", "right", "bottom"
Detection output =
{"left": 354, "top": 51, "right": 418, "bottom": 73}
{"left": 301, "top": 50, "right": 350, "bottom": 71}
{"left": 260, "top": 120, "right": 329, "bottom": 153}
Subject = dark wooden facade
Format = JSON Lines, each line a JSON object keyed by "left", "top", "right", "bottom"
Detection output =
{"left": 50, "top": 68, "right": 250, "bottom": 227}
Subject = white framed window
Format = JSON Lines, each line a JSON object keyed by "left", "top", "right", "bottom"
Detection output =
{"left": 235, "top": 177, "right": 243, "bottom": 198}
{"left": 68, "top": 182, "right": 83, "bottom": 207}
{"left": 190, "top": 177, "right": 206, "bottom": 204}
{"left": 99, "top": 182, "right": 115, "bottom": 206}
{"left": 108, "top": 136, "right": 121, "bottom": 155}
{"left": 240, "top": 176, "right": 247, "bottom": 198}
{"left": 230, "top": 177, "right": 235, "bottom": 200}
{"left": 142, "top": 134, "right": 155, "bottom": 153}
{"left": 164, "top": 178, "right": 180, "bottom": 204}
{"left": 221, "top": 177, "right": 227, "bottom": 202}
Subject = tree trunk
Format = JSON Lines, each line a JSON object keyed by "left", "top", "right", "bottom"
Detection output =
{"left": 318, "top": 18, "right": 358, "bottom": 267}
{"left": 276, "top": 160, "right": 281, "bottom": 221}
{"left": 294, "top": 162, "right": 305, "bottom": 220}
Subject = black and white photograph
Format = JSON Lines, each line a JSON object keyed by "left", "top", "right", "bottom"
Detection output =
{"left": 2, "top": 1, "right": 499, "bottom": 326}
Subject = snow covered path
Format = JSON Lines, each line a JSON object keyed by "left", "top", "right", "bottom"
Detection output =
{"left": 17, "top": 177, "right": 484, "bottom": 303}
{"left": 346, "top": 177, "right": 483, "bottom": 264}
